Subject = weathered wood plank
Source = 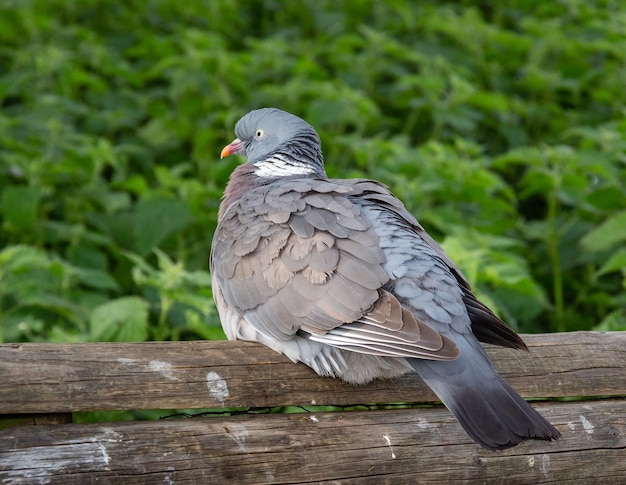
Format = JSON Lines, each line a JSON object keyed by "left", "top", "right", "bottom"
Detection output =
{"left": 0, "top": 399, "right": 624, "bottom": 484}
{"left": 0, "top": 332, "right": 624, "bottom": 413}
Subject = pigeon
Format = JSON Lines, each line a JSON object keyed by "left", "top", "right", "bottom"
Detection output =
{"left": 211, "top": 108, "right": 561, "bottom": 450}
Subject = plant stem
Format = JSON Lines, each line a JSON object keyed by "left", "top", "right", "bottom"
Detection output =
{"left": 547, "top": 192, "right": 565, "bottom": 332}
{"left": 156, "top": 297, "right": 171, "bottom": 341}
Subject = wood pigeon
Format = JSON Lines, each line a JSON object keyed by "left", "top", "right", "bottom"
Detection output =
{"left": 211, "top": 108, "right": 561, "bottom": 450}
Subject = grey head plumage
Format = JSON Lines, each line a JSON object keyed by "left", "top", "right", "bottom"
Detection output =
{"left": 221, "top": 108, "right": 325, "bottom": 178}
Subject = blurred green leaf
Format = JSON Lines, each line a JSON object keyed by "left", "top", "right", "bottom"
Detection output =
{"left": 75, "top": 267, "right": 120, "bottom": 291}
{"left": 585, "top": 186, "right": 625, "bottom": 212}
{"left": 133, "top": 198, "right": 193, "bottom": 255}
{"left": 0, "top": 245, "right": 49, "bottom": 272}
{"left": 1, "top": 186, "right": 40, "bottom": 231}
{"left": 597, "top": 248, "right": 626, "bottom": 276}
{"left": 95, "top": 197, "right": 193, "bottom": 255}
{"left": 593, "top": 309, "right": 626, "bottom": 332}
{"left": 581, "top": 211, "right": 626, "bottom": 252}
{"left": 90, "top": 297, "right": 149, "bottom": 342}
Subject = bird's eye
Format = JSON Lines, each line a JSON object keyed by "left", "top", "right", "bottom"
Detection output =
{"left": 255, "top": 129, "right": 264, "bottom": 138}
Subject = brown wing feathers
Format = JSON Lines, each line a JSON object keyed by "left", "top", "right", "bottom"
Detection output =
{"left": 212, "top": 180, "right": 458, "bottom": 359}
{"left": 307, "top": 290, "right": 459, "bottom": 359}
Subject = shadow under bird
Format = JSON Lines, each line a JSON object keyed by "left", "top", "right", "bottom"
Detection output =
{"left": 210, "top": 108, "right": 561, "bottom": 450}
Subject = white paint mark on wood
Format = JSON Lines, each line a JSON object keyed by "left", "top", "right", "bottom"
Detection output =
{"left": 416, "top": 417, "right": 430, "bottom": 429}
{"left": 98, "top": 442, "right": 111, "bottom": 466}
{"left": 382, "top": 434, "right": 396, "bottom": 459}
{"left": 117, "top": 358, "right": 179, "bottom": 381}
{"left": 148, "top": 360, "right": 179, "bottom": 381}
{"left": 528, "top": 456, "right": 535, "bottom": 467}
{"left": 262, "top": 462, "right": 276, "bottom": 482}
{"left": 225, "top": 423, "right": 249, "bottom": 452}
{"left": 206, "top": 371, "right": 230, "bottom": 405}
{"left": 311, "top": 399, "right": 316, "bottom": 405}
{"left": 309, "top": 415, "right": 319, "bottom": 423}
{"left": 1, "top": 430, "right": 119, "bottom": 483}
{"left": 163, "top": 466, "right": 176, "bottom": 483}
{"left": 580, "top": 415, "right": 595, "bottom": 434}
{"left": 541, "top": 454, "right": 550, "bottom": 478}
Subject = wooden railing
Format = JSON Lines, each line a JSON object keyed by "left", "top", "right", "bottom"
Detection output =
{"left": 1, "top": 331, "right": 625, "bottom": 484}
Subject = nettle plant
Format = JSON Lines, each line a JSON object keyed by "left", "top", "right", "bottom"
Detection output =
{"left": 0, "top": 0, "right": 625, "bottom": 343}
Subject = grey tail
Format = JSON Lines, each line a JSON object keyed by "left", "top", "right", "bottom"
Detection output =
{"left": 409, "top": 343, "right": 561, "bottom": 450}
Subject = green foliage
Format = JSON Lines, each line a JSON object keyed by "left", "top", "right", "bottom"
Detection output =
{"left": 90, "top": 297, "right": 149, "bottom": 342}
{"left": 1, "top": 0, "right": 625, "bottom": 344}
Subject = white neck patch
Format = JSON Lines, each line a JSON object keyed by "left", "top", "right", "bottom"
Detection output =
{"left": 253, "top": 154, "right": 316, "bottom": 178}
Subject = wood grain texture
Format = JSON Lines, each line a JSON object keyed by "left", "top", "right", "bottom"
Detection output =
{"left": 1, "top": 332, "right": 625, "bottom": 484}
{"left": 1, "top": 399, "right": 624, "bottom": 484}
{"left": 1, "top": 332, "right": 624, "bottom": 413}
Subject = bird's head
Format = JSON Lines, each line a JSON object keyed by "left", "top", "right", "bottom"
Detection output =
{"left": 221, "top": 108, "right": 325, "bottom": 178}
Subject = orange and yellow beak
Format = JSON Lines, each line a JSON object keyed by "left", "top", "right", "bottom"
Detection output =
{"left": 220, "top": 138, "right": 244, "bottom": 159}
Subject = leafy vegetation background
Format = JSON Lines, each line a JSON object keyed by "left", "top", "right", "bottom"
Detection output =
{"left": 1, "top": 0, "right": 625, "bottom": 345}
